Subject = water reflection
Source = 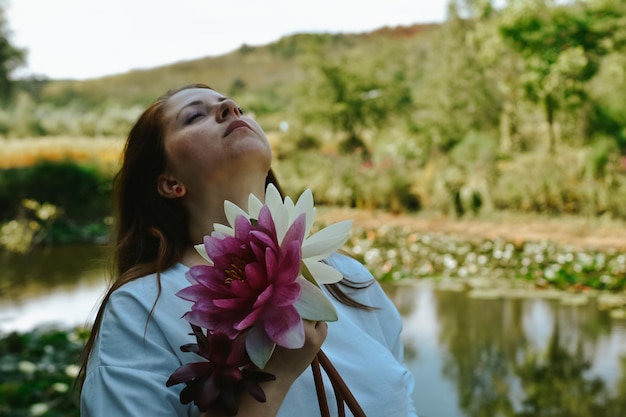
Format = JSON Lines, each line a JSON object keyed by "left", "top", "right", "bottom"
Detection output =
{"left": 384, "top": 283, "right": 626, "bottom": 417}
{"left": 3, "top": 247, "right": 626, "bottom": 416}
{"left": 0, "top": 245, "right": 108, "bottom": 332}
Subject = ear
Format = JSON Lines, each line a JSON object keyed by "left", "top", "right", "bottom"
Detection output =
{"left": 157, "top": 174, "right": 186, "bottom": 199}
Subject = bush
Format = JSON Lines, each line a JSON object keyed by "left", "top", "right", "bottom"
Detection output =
{"left": 0, "top": 161, "right": 111, "bottom": 222}
{"left": 0, "top": 161, "right": 113, "bottom": 248}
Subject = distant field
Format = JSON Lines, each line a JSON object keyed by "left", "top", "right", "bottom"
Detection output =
{"left": 0, "top": 137, "right": 125, "bottom": 171}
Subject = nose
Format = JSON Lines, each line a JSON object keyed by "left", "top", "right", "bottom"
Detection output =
{"left": 217, "top": 99, "right": 242, "bottom": 122}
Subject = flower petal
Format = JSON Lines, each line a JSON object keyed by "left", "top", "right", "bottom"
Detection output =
{"left": 293, "top": 188, "right": 315, "bottom": 237}
{"left": 245, "top": 326, "right": 276, "bottom": 369}
{"left": 302, "top": 259, "right": 344, "bottom": 284}
{"left": 166, "top": 361, "right": 214, "bottom": 386}
{"left": 224, "top": 200, "right": 250, "bottom": 227}
{"left": 264, "top": 185, "right": 289, "bottom": 244}
{"left": 248, "top": 193, "right": 263, "bottom": 219}
{"left": 282, "top": 213, "right": 306, "bottom": 247}
{"left": 212, "top": 223, "right": 234, "bottom": 236}
{"left": 302, "top": 220, "right": 353, "bottom": 260}
{"left": 193, "top": 244, "right": 214, "bottom": 265}
{"left": 262, "top": 305, "right": 304, "bottom": 349}
{"left": 294, "top": 276, "right": 338, "bottom": 322}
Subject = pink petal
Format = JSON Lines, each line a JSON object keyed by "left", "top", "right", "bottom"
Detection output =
{"left": 282, "top": 213, "right": 306, "bottom": 246}
{"left": 252, "top": 285, "right": 274, "bottom": 309}
{"left": 244, "top": 262, "right": 269, "bottom": 291}
{"left": 262, "top": 305, "right": 304, "bottom": 349}
{"left": 269, "top": 282, "right": 301, "bottom": 307}
{"left": 234, "top": 307, "right": 264, "bottom": 330}
{"left": 256, "top": 206, "right": 278, "bottom": 242}
{"left": 274, "top": 242, "right": 302, "bottom": 285}
{"left": 234, "top": 215, "right": 253, "bottom": 240}
{"left": 213, "top": 297, "right": 250, "bottom": 310}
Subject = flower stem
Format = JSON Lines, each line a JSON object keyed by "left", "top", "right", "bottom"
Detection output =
{"left": 316, "top": 350, "right": 366, "bottom": 417}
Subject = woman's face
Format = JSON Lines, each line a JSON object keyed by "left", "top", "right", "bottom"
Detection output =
{"left": 161, "top": 88, "right": 272, "bottom": 193}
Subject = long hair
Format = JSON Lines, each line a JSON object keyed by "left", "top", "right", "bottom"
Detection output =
{"left": 76, "top": 84, "right": 372, "bottom": 390}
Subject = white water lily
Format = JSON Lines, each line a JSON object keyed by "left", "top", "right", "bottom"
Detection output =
{"left": 195, "top": 183, "right": 353, "bottom": 286}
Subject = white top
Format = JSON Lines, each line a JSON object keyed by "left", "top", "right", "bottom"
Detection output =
{"left": 81, "top": 253, "right": 418, "bottom": 417}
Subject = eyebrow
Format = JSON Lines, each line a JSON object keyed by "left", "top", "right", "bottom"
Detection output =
{"left": 175, "top": 96, "right": 229, "bottom": 122}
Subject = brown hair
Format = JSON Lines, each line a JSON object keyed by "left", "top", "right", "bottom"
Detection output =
{"left": 76, "top": 84, "right": 372, "bottom": 390}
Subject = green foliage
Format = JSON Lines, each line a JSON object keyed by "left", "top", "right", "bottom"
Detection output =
{"left": 295, "top": 44, "right": 414, "bottom": 156}
{"left": 0, "top": 4, "right": 25, "bottom": 104}
{"left": 499, "top": 0, "right": 626, "bottom": 151}
{"left": 0, "top": 161, "right": 113, "bottom": 249}
{"left": 274, "top": 150, "right": 420, "bottom": 213}
{"left": 0, "top": 327, "right": 86, "bottom": 417}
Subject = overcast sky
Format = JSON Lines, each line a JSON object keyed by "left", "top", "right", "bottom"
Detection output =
{"left": 6, "top": 0, "right": 448, "bottom": 80}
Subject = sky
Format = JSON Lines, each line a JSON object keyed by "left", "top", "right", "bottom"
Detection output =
{"left": 6, "top": 0, "right": 448, "bottom": 80}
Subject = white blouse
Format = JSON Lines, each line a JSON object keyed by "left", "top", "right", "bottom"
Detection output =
{"left": 81, "top": 253, "right": 418, "bottom": 417}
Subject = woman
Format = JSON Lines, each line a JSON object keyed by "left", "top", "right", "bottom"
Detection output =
{"left": 78, "top": 84, "right": 417, "bottom": 417}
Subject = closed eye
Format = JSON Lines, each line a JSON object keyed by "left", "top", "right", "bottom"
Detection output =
{"left": 185, "top": 110, "right": 204, "bottom": 124}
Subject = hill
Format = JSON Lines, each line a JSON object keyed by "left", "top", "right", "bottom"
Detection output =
{"left": 38, "top": 23, "right": 439, "bottom": 109}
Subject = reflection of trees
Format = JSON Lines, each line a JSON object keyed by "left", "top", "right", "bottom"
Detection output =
{"left": 0, "top": 244, "right": 107, "bottom": 300}
{"left": 516, "top": 327, "right": 606, "bottom": 416}
{"left": 607, "top": 357, "right": 626, "bottom": 415}
{"left": 434, "top": 290, "right": 626, "bottom": 417}
{"left": 436, "top": 291, "right": 522, "bottom": 416}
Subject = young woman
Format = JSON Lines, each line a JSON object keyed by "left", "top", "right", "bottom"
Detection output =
{"left": 78, "top": 84, "right": 418, "bottom": 417}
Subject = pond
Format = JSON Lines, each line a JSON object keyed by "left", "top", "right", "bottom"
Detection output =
{"left": 2, "top": 245, "right": 626, "bottom": 416}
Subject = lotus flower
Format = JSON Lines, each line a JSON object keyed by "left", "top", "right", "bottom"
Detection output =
{"left": 166, "top": 326, "right": 275, "bottom": 416}
{"left": 196, "top": 183, "right": 353, "bottom": 287}
{"left": 178, "top": 204, "right": 338, "bottom": 368}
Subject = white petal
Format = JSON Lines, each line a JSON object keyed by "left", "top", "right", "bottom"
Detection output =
{"left": 264, "top": 184, "right": 289, "bottom": 243}
{"left": 302, "top": 220, "right": 353, "bottom": 260}
{"left": 245, "top": 326, "right": 276, "bottom": 369}
{"left": 294, "top": 189, "right": 315, "bottom": 237}
{"left": 193, "top": 244, "right": 214, "bottom": 265}
{"left": 264, "top": 183, "right": 282, "bottom": 207}
{"left": 224, "top": 200, "right": 250, "bottom": 227}
{"left": 294, "top": 276, "right": 338, "bottom": 322}
{"left": 212, "top": 223, "right": 234, "bottom": 236}
{"left": 248, "top": 193, "right": 263, "bottom": 219}
{"left": 303, "top": 259, "right": 344, "bottom": 284}
{"left": 284, "top": 196, "right": 295, "bottom": 218}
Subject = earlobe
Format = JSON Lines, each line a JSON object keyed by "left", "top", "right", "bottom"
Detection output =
{"left": 157, "top": 175, "right": 186, "bottom": 199}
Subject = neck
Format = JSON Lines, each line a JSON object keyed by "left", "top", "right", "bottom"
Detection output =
{"left": 184, "top": 176, "right": 267, "bottom": 249}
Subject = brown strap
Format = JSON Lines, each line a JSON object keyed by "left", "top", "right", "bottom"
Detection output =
{"left": 317, "top": 350, "right": 367, "bottom": 417}
{"left": 311, "top": 356, "right": 331, "bottom": 417}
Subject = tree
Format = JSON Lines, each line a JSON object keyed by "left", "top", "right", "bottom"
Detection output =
{"left": 298, "top": 51, "right": 413, "bottom": 157}
{"left": 0, "top": 2, "right": 26, "bottom": 104}
{"left": 414, "top": 0, "right": 505, "bottom": 153}
{"left": 499, "top": 0, "right": 626, "bottom": 152}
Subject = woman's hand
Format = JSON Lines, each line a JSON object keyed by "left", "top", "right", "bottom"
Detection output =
{"left": 263, "top": 319, "right": 328, "bottom": 385}
{"left": 201, "top": 319, "right": 328, "bottom": 417}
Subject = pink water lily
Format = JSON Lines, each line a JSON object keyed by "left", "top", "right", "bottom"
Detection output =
{"left": 178, "top": 204, "right": 335, "bottom": 368}
{"left": 199, "top": 183, "right": 353, "bottom": 288}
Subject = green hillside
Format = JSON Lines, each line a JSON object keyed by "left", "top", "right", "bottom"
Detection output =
{"left": 39, "top": 24, "right": 438, "bottom": 111}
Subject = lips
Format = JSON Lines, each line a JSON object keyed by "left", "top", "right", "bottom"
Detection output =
{"left": 223, "top": 120, "right": 251, "bottom": 137}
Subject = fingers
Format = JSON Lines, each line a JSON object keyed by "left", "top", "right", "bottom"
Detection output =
{"left": 303, "top": 320, "right": 328, "bottom": 348}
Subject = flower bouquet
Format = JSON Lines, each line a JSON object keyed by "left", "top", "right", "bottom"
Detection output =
{"left": 166, "top": 184, "right": 365, "bottom": 416}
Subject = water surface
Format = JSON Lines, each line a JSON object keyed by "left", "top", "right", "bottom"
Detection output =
{"left": 2, "top": 246, "right": 626, "bottom": 416}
